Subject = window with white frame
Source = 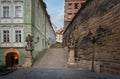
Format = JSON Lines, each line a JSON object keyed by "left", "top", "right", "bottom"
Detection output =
{"left": 3, "top": 30, "right": 10, "bottom": 42}
{"left": 15, "top": 30, "right": 22, "bottom": 42}
{"left": 15, "top": 6, "right": 22, "bottom": 17}
{"left": 3, "top": 6, "right": 9, "bottom": 17}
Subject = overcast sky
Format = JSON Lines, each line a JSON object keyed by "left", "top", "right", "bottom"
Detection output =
{"left": 43, "top": 0, "right": 64, "bottom": 30}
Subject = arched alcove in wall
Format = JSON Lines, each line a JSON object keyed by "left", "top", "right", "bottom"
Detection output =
{"left": 4, "top": 48, "right": 20, "bottom": 67}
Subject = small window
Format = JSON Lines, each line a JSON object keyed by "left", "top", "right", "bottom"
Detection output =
{"left": 3, "top": 6, "right": 9, "bottom": 17}
{"left": 37, "top": 0, "right": 40, "bottom": 8}
{"left": 68, "top": 3, "right": 72, "bottom": 9}
{"left": 3, "top": 30, "right": 10, "bottom": 42}
{"left": 74, "top": 13, "right": 76, "bottom": 15}
{"left": 15, "top": 30, "right": 22, "bottom": 42}
{"left": 42, "top": 39, "right": 44, "bottom": 47}
{"left": 74, "top": 3, "right": 79, "bottom": 9}
{"left": 45, "top": 41, "right": 47, "bottom": 47}
{"left": 15, "top": 6, "right": 22, "bottom": 17}
{"left": 68, "top": 13, "right": 72, "bottom": 19}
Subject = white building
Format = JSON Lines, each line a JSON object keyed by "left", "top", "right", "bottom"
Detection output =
{"left": 56, "top": 28, "right": 63, "bottom": 43}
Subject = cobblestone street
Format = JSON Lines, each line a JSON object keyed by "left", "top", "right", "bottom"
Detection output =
{"left": 0, "top": 68, "right": 120, "bottom": 79}
{"left": 0, "top": 48, "right": 120, "bottom": 79}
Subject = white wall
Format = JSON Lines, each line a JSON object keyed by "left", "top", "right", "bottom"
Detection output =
{"left": 56, "top": 34, "right": 63, "bottom": 43}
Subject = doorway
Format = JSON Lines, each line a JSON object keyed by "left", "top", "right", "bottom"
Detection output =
{"left": 5, "top": 53, "right": 19, "bottom": 67}
{"left": 4, "top": 48, "right": 20, "bottom": 67}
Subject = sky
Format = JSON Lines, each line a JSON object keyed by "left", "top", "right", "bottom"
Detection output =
{"left": 43, "top": 0, "right": 64, "bottom": 30}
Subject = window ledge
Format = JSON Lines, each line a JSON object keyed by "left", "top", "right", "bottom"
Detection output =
{"left": 1, "top": 1, "right": 11, "bottom": 3}
{"left": 1, "top": 17, "right": 11, "bottom": 19}
{"left": 13, "top": 17, "right": 23, "bottom": 19}
{"left": 14, "top": 1, "right": 23, "bottom": 3}
{"left": 1, "top": 42, "right": 10, "bottom": 43}
{"left": 13, "top": 42, "right": 24, "bottom": 43}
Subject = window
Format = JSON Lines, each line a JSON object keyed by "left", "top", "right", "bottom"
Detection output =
{"left": 45, "top": 41, "right": 47, "bottom": 47}
{"left": 74, "top": 13, "right": 76, "bottom": 15}
{"left": 74, "top": 3, "right": 79, "bottom": 9}
{"left": 15, "top": 30, "right": 22, "bottom": 42}
{"left": 15, "top": 6, "right": 22, "bottom": 17}
{"left": 13, "top": 27, "right": 23, "bottom": 43}
{"left": 42, "top": 39, "right": 44, "bottom": 47}
{"left": 37, "top": 0, "right": 40, "bottom": 8}
{"left": 3, "top": 6, "right": 9, "bottom": 17}
{"left": 3, "top": 30, "right": 10, "bottom": 42}
{"left": 68, "top": 3, "right": 72, "bottom": 9}
{"left": 68, "top": 13, "right": 72, "bottom": 19}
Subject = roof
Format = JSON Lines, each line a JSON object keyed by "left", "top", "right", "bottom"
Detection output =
{"left": 56, "top": 28, "right": 64, "bottom": 35}
{"left": 39, "top": 0, "right": 56, "bottom": 35}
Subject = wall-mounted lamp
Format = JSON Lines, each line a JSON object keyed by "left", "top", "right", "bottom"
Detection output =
{"left": 35, "top": 36, "right": 40, "bottom": 44}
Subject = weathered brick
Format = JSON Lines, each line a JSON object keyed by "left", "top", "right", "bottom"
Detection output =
{"left": 63, "top": 0, "right": 120, "bottom": 75}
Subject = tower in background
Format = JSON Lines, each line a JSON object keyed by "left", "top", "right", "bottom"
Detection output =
{"left": 64, "top": 0, "right": 86, "bottom": 29}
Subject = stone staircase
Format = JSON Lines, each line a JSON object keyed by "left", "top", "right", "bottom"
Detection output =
{"left": 32, "top": 48, "right": 68, "bottom": 68}
{"left": 50, "top": 42, "right": 62, "bottom": 48}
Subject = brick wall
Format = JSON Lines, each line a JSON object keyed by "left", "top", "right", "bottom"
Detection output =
{"left": 64, "top": 0, "right": 86, "bottom": 29}
{"left": 63, "top": 0, "right": 120, "bottom": 75}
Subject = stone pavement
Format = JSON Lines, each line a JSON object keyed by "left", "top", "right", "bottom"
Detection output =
{"left": 0, "top": 48, "right": 120, "bottom": 79}
{"left": 0, "top": 68, "right": 120, "bottom": 79}
{"left": 32, "top": 48, "right": 68, "bottom": 68}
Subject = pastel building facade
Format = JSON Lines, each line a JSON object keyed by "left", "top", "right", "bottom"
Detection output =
{"left": 0, "top": 0, "right": 56, "bottom": 67}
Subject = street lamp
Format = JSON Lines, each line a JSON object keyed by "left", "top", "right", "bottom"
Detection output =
{"left": 87, "top": 26, "right": 106, "bottom": 72}
{"left": 87, "top": 31, "right": 95, "bottom": 72}
{"left": 35, "top": 36, "right": 40, "bottom": 44}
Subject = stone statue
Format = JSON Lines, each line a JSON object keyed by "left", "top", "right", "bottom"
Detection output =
{"left": 69, "top": 34, "right": 75, "bottom": 48}
{"left": 23, "top": 34, "right": 33, "bottom": 68}
{"left": 25, "top": 34, "right": 33, "bottom": 51}
{"left": 68, "top": 34, "right": 76, "bottom": 66}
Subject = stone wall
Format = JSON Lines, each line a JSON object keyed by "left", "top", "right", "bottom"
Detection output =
{"left": 63, "top": 0, "right": 120, "bottom": 75}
